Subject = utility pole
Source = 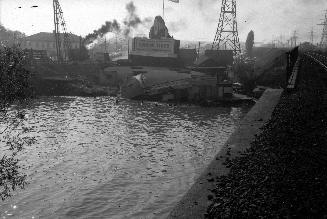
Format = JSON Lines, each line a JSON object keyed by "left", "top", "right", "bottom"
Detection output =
{"left": 115, "top": 34, "right": 118, "bottom": 52}
{"left": 212, "top": 0, "right": 241, "bottom": 55}
{"left": 279, "top": 35, "right": 283, "bottom": 48}
{"left": 309, "top": 28, "right": 314, "bottom": 45}
{"left": 318, "top": 10, "right": 327, "bottom": 49}
{"left": 104, "top": 37, "right": 107, "bottom": 53}
{"left": 291, "top": 31, "right": 298, "bottom": 47}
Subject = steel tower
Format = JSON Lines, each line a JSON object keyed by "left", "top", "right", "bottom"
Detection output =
{"left": 212, "top": 0, "right": 241, "bottom": 55}
{"left": 53, "top": 0, "right": 71, "bottom": 62}
{"left": 318, "top": 10, "right": 327, "bottom": 49}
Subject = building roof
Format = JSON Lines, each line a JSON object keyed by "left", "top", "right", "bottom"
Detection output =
{"left": 25, "top": 32, "right": 81, "bottom": 42}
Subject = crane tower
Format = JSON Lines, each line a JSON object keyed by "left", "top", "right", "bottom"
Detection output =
{"left": 212, "top": 0, "right": 241, "bottom": 55}
{"left": 53, "top": 0, "right": 71, "bottom": 62}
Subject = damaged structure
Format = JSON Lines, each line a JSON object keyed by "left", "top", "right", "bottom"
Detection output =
{"left": 106, "top": 16, "right": 236, "bottom": 103}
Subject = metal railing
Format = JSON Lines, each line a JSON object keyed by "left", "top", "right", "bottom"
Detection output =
{"left": 287, "top": 57, "right": 301, "bottom": 90}
{"left": 304, "top": 52, "right": 327, "bottom": 72}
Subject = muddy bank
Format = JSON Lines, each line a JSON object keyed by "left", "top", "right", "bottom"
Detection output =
{"left": 29, "top": 63, "right": 118, "bottom": 97}
{"left": 31, "top": 77, "right": 117, "bottom": 97}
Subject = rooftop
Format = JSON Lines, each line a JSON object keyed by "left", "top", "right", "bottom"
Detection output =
{"left": 25, "top": 32, "right": 81, "bottom": 42}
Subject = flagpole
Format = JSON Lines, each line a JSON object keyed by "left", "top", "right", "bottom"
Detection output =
{"left": 163, "top": 0, "right": 165, "bottom": 20}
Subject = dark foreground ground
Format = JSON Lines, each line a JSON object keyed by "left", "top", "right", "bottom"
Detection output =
{"left": 207, "top": 57, "right": 327, "bottom": 218}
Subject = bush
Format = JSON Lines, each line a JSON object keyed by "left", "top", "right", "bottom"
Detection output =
{"left": 0, "top": 46, "right": 34, "bottom": 200}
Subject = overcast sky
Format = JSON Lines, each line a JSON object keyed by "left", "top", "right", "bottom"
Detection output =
{"left": 0, "top": 0, "right": 326, "bottom": 43}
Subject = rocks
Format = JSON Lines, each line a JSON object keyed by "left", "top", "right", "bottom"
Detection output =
{"left": 206, "top": 58, "right": 327, "bottom": 218}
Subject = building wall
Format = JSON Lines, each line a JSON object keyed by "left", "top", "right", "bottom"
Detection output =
{"left": 130, "top": 37, "right": 179, "bottom": 58}
{"left": 21, "top": 40, "right": 80, "bottom": 58}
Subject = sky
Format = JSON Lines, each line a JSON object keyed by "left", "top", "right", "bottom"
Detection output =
{"left": 0, "top": 0, "right": 326, "bottom": 44}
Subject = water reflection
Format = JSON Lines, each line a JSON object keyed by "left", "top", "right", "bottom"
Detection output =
{"left": 0, "top": 97, "right": 249, "bottom": 219}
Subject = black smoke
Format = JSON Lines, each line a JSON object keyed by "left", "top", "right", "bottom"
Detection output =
{"left": 123, "top": 1, "right": 152, "bottom": 37}
{"left": 84, "top": 1, "right": 153, "bottom": 44}
{"left": 84, "top": 20, "right": 121, "bottom": 43}
{"left": 123, "top": 1, "right": 142, "bottom": 37}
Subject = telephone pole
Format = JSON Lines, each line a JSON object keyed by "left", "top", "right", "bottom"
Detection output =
{"left": 212, "top": 0, "right": 241, "bottom": 55}
{"left": 291, "top": 31, "right": 298, "bottom": 47}
{"left": 309, "top": 28, "right": 314, "bottom": 45}
{"left": 318, "top": 10, "right": 327, "bottom": 49}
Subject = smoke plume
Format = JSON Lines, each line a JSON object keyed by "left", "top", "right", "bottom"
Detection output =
{"left": 84, "top": 1, "right": 153, "bottom": 45}
{"left": 84, "top": 20, "right": 120, "bottom": 43}
{"left": 123, "top": 1, "right": 152, "bottom": 37}
{"left": 123, "top": 1, "right": 142, "bottom": 37}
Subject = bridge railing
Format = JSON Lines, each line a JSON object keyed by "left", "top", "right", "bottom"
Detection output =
{"left": 304, "top": 52, "right": 327, "bottom": 73}
{"left": 286, "top": 47, "right": 300, "bottom": 90}
{"left": 287, "top": 57, "right": 301, "bottom": 90}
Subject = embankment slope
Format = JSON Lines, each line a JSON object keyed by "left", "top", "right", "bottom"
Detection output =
{"left": 168, "top": 88, "right": 283, "bottom": 219}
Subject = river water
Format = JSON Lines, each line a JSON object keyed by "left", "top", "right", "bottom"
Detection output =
{"left": 0, "top": 97, "right": 249, "bottom": 219}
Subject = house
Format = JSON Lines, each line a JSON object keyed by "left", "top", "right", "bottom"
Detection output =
{"left": 21, "top": 32, "right": 81, "bottom": 60}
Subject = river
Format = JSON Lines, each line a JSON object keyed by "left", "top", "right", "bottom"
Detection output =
{"left": 0, "top": 97, "right": 249, "bottom": 219}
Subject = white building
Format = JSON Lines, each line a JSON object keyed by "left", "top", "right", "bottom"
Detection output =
{"left": 21, "top": 32, "right": 81, "bottom": 60}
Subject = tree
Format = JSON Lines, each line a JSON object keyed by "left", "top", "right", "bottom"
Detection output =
{"left": 234, "top": 54, "right": 257, "bottom": 95}
{"left": 0, "top": 25, "right": 26, "bottom": 47}
{"left": 0, "top": 45, "right": 34, "bottom": 200}
{"left": 245, "top": 30, "right": 254, "bottom": 58}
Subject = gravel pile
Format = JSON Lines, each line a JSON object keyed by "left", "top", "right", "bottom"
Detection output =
{"left": 207, "top": 58, "right": 327, "bottom": 218}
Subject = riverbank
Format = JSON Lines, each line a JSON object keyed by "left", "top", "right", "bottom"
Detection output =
{"left": 205, "top": 57, "right": 326, "bottom": 217}
{"left": 168, "top": 88, "right": 283, "bottom": 219}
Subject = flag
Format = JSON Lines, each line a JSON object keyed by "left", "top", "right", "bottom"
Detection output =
{"left": 168, "top": 0, "right": 179, "bottom": 3}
